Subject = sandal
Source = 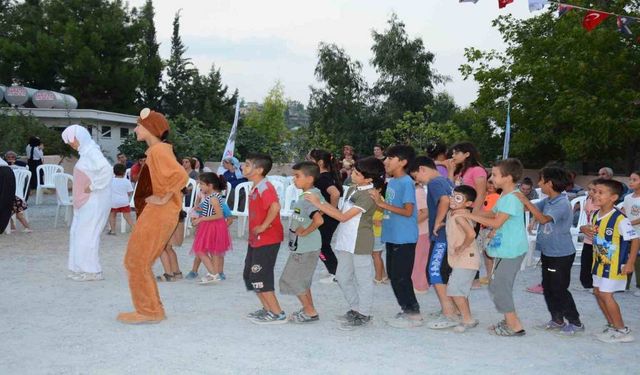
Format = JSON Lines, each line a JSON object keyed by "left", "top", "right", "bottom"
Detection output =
{"left": 156, "top": 273, "right": 175, "bottom": 282}
{"left": 173, "top": 272, "right": 183, "bottom": 280}
{"left": 492, "top": 323, "right": 526, "bottom": 337}
{"left": 427, "top": 315, "right": 460, "bottom": 329}
{"left": 488, "top": 320, "right": 507, "bottom": 331}
{"left": 454, "top": 319, "right": 480, "bottom": 333}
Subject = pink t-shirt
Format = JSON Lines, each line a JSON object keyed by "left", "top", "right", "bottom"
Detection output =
{"left": 455, "top": 166, "right": 487, "bottom": 188}
{"left": 73, "top": 167, "right": 91, "bottom": 209}
{"left": 415, "top": 186, "right": 429, "bottom": 235}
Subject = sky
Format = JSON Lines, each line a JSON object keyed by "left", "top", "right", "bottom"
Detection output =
{"left": 128, "top": 0, "right": 537, "bottom": 107}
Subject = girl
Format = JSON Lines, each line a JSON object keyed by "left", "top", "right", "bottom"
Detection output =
{"left": 192, "top": 172, "right": 232, "bottom": 284}
{"left": 446, "top": 142, "right": 487, "bottom": 210}
{"left": 308, "top": 149, "right": 343, "bottom": 282}
{"left": 478, "top": 179, "right": 500, "bottom": 284}
{"left": 61, "top": 125, "right": 112, "bottom": 281}
{"left": 26, "top": 136, "right": 43, "bottom": 192}
{"left": 426, "top": 141, "right": 449, "bottom": 178}
{"left": 10, "top": 195, "right": 32, "bottom": 233}
{"left": 412, "top": 182, "right": 430, "bottom": 293}
{"left": 119, "top": 108, "right": 188, "bottom": 325}
{"left": 578, "top": 181, "right": 599, "bottom": 290}
{"left": 372, "top": 188, "right": 388, "bottom": 284}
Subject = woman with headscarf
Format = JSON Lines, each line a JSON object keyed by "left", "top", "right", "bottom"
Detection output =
{"left": 0, "top": 158, "right": 16, "bottom": 233}
{"left": 61, "top": 125, "right": 113, "bottom": 281}
{"left": 118, "top": 108, "right": 188, "bottom": 325}
{"left": 222, "top": 156, "right": 247, "bottom": 210}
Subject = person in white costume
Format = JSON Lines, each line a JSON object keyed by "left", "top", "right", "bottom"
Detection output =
{"left": 62, "top": 125, "right": 113, "bottom": 281}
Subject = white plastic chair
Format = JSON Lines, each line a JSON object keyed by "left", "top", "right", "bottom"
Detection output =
{"left": 8, "top": 169, "right": 32, "bottom": 229}
{"left": 119, "top": 181, "right": 138, "bottom": 234}
{"left": 225, "top": 181, "right": 232, "bottom": 205}
{"left": 231, "top": 181, "right": 253, "bottom": 237}
{"left": 569, "top": 196, "right": 586, "bottom": 265}
{"left": 521, "top": 198, "right": 541, "bottom": 270}
{"left": 281, "top": 184, "right": 302, "bottom": 226}
{"left": 183, "top": 178, "right": 198, "bottom": 237}
{"left": 53, "top": 173, "right": 74, "bottom": 228}
{"left": 36, "top": 164, "right": 64, "bottom": 204}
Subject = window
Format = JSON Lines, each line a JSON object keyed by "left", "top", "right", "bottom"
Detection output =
{"left": 120, "top": 127, "right": 129, "bottom": 139}
{"left": 101, "top": 126, "right": 111, "bottom": 138}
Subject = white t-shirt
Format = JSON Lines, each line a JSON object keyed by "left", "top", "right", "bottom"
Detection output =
{"left": 25, "top": 145, "right": 44, "bottom": 161}
{"left": 111, "top": 177, "right": 133, "bottom": 208}
{"left": 623, "top": 193, "right": 640, "bottom": 234}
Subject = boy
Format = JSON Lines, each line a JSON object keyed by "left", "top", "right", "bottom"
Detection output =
{"left": 457, "top": 158, "right": 528, "bottom": 337}
{"left": 307, "top": 156, "right": 385, "bottom": 330}
{"left": 370, "top": 145, "right": 421, "bottom": 328}
{"left": 516, "top": 167, "right": 583, "bottom": 335}
{"left": 445, "top": 185, "right": 480, "bottom": 333}
{"left": 243, "top": 153, "right": 286, "bottom": 324}
{"left": 278, "top": 162, "right": 324, "bottom": 323}
{"left": 587, "top": 179, "right": 639, "bottom": 343}
{"left": 108, "top": 163, "right": 135, "bottom": 234}
{"left": 409, "top": 156, "right": 458, "bottom": 329}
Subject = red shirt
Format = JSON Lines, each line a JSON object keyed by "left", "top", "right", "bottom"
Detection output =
{"left": 130, "top": 162, "right": 142, "bottom": 182}
{"left": 248, "top": 179, "right": 283, "bottom": 247}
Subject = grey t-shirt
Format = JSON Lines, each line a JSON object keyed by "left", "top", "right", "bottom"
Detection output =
{"left": 288, "top": 188, "right": 324, "bottom": 253}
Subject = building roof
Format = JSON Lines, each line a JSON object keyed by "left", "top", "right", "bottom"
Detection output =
{"left": 1, "top": 107, "right": 137, "bottom": 124}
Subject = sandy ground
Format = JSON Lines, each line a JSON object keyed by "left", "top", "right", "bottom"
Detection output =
{"left": 1, "top": 193, "right": 639, "bottom": 375}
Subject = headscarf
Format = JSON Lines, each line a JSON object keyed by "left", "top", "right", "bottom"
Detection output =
{"left": 61, "top": 125, "right": 100, "bottom": 157}
{"left": 223, "top": 156, "right": 244, "bottom": 179}
{"left": 137, "top": 108, "right": 169, "bottom": 139}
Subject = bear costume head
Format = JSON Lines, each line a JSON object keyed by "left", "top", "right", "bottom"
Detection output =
{"left": 137, "top": 108, "right": 169, "bottom": 140}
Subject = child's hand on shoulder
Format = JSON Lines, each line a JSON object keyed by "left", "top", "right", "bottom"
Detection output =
{"left": 304, "top": 192, "right": 321, "bottom": 206}
{"left": 369, "top": 189, "right": 383, "bottom": 205}
{"left": 513, "top": 191, "right": 527, "bottom": 202}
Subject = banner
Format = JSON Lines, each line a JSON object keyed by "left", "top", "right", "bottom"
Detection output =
{"left": 217, "top": 100, "right": 241, "bottom": 175}
{"left": 582, "top": 10, "right": 610, "bottom": 32}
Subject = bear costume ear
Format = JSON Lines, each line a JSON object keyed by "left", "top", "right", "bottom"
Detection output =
{"left": 140, "top": 108, "right": 151, "bottom": 119}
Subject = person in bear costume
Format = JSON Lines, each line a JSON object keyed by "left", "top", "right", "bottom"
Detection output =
{"left": 117, "top": 108, "right": 188, "bottom": 324}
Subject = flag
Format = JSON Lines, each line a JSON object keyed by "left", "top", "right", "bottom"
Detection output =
{"left": 459, "top": 0, "right": 479, "bottom": 3}
{"left": 502, "top": 102, "right": 511, "bottom": 160}
{"left": 499, "top": 0, "right": 514, "bottom": 9}
{"left": 217, "top": 100, "right": 241, "bottom": 175}
{"left": 558, "top": 4, "right": 573, "bottom": 17}
{"left": 528, "top": 0, "right": 548, "bottom": 12}
{"left": 582, "top": 10, "right": 610, "bottom": 32}
{"left": 617, "top": 16, "right": 635, "bottom": 36}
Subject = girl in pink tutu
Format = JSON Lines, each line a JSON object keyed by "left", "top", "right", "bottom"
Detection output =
{"left": 191, "top": 172, "right": 232, "bottom": 284}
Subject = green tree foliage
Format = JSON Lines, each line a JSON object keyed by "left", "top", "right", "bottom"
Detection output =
{"left": 134, "top": 0, "right": 163, "bottom": 110}
{"left": 370, "top": 13, "right": 445, "bottom": 123}
{"left": 308, "top": 42, "right": 370, "bottom": 152}
{"left": 163, "top": 11, "right": 196, "bottom": 118}
{"left": 460, "top": 1, "right": 640, "bottom": 170}
{"left": 0, "top": 113, "right": 70, "bottom": 158}
{"left": 185, "top": 65, "right": 237, "bottom": 130}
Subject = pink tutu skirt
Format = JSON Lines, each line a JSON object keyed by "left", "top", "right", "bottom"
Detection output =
{"left": 191, "top": 219, "right": 232, "bottom": 256}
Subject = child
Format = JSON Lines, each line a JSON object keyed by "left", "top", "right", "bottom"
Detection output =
{"left": 412, "top": 182, "right": 430, "bottom": 294}
{"left": 307, "top": 156, "right": 385, "bottom": 330}
{"left": 10, "top": 196, "right": 32, "bottom": 233}
{"left": 478, "top": 179, "right": 500, "bottom": 284}
{"left": 370, "top": 145, "right": 421, "bottom": 328}
{"left": 622, "top": 171, "right": 640, "bottom": 296}
{"left": 588, "top": 179, "right": 639, "bottom": 343}
{"left": 409, "top": 156, "right": 458, "bottom": 329}
{"left": 108, "top": 163, "right": 135, "bottom": 235}
{"left": 372, "top": 206, "right": 388, "bottom": 284}
{"left": 156, "top": 211, "right": 185, "bottom": 282}
{"left": 516, "top": 167, "right": 583, "bottom": 336}
{"left": 279, "top": 162, "right": 324, "bottom": 323}
{"left": 243, "top": 153, "right": 286, "bottom": 324}
{"left": 578, "top": 181, "right": 599, "bottom": 290}
{"left": 191, "top": 173, "right": 232, "bottom": 284}
{"left": 456, "top": 158, "right": 528, "bottom": 337}
{"left": 446, "top": 185, "right": 481, "bottom": 333}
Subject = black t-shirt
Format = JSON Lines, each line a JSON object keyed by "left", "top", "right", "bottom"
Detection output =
{"left": 315, "top": 172, "right": 343, "bottom": 203}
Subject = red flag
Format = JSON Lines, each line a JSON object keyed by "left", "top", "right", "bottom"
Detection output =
{"left": 499, "top": 0, "right": 514, "bottom": 8}
{"left": 582, "top": 10, "right": 610, "bottom": 32}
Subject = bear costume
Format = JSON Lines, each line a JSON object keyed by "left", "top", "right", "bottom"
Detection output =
{"left": 117, "top": 109, "right": 188, "bottom": 324}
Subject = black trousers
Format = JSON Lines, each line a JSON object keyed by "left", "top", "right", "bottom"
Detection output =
{"left": 579, "top": 243, "right": 593, "bottom": 289}
{"left": 541, "top": 253, "right": 581, "bottom": 325}
{"left": 318, "top": 217, "right": 339, "bottom": 275}
{"left": 386, "top": 242, "right": 419, "bottom": 314}
{"left": 0, "top": 166, "right": 16, "bottom": 232}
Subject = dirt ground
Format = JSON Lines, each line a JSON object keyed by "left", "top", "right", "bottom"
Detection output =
{"left": 1, "top": 193, "right": 638, "bottom": 375}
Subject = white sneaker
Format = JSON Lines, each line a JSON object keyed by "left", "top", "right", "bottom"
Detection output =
{"left": 318, "top": 275, "right": 337, "bottom": 284}
{"left": 199, "top": 273, "right": 221, "bottom": 285}
{"left": 72, "top": 272, "right": 104, "bottom": 281}
{"left": 633, "top": 290, "right": 640, "bottom": 297}
{"left": 597, "top": 327, "right": 635, "bottom": 343}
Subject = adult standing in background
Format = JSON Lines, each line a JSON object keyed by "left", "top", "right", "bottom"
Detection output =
{"left": 26, "top": 136, "right": 44, "bottom": 193}
{"left": 62, "top": 125, "right": 113, "bottom": 281}
{"left": 117, "top": 153, "right": 134, "bottom": 169}
{"left": 129, "top": 154, "right": 147, "bottom": 183}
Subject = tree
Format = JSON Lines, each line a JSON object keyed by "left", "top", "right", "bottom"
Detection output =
{"left": 186, "top": 64, "right": 236, "bottom": 129}
{"left": 378, "top": 111, "right": 468, "bottom": 152}
{"left": 308, "top": 43, "right": 370, "bottom": 152}
{"left": 0, "top": 113, "right": 71, "bottom": 158}
{"left": 461, "top": 1, "right": 640, "bottom": 171}
{"left": 370, "top": 13, "right": 445, "bottom": 124}
{"left": 134, "top": 0, "right": 163, "bottom": 110}
{"left": 163, "top": 10, "right": 196, "bottom": 118}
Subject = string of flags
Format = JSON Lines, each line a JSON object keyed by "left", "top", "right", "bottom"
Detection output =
{"left": 459, "top": 0, "right": 640, "bottom": 37}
